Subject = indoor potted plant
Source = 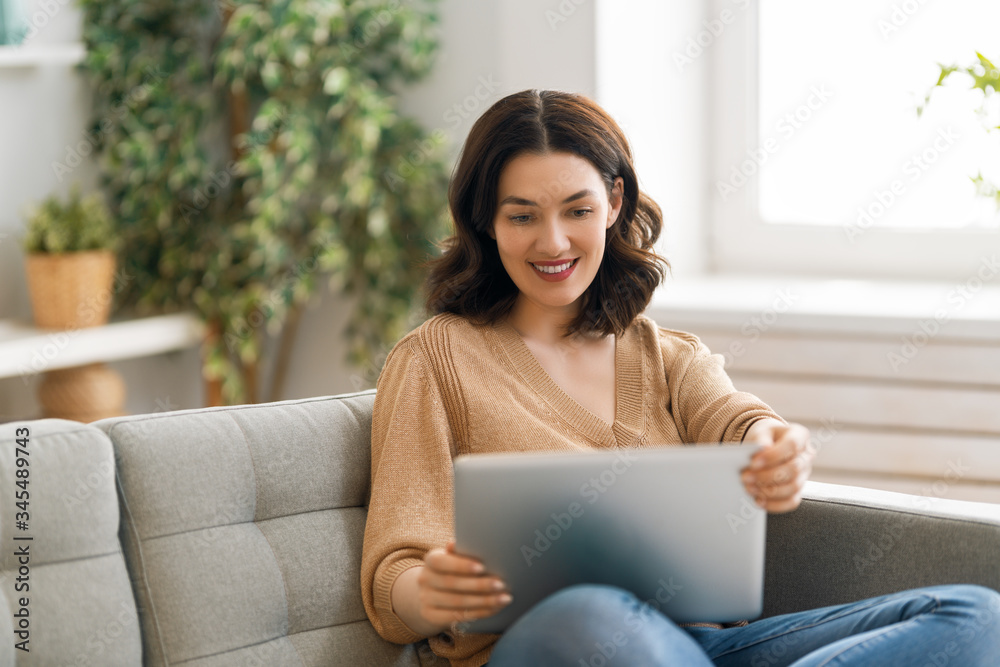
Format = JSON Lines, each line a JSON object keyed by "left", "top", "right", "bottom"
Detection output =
{"left": 22, "top": 184, "right": 119, "bottom": 329}
{"left": 78, "top": 0, "right": 449, "bottom": 405}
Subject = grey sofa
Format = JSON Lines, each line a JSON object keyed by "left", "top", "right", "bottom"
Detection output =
{"left": 1, "top": 390, "right": 999, "bottom": 666}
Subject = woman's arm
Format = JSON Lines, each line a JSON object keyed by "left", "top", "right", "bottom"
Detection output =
{"left": 661, "top": 329, "right": 785, "bottom": 445}
{"left": 363, "top": 335, "right": 513, "bottom": 643}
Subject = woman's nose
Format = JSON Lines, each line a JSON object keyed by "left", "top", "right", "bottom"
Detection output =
{"left": 535, "top": 219, "right": 571, "bottom": 256}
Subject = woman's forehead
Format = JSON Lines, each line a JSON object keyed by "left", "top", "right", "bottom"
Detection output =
{"left": 497, "top": 152, "right": 605, "bottom": 203}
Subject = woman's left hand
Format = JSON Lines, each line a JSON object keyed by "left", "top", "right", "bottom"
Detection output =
{"left": 741, "top": 418, "right": 814, "bottom": 513}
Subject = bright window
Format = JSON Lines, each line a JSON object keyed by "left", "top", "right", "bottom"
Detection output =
{"left": 757, "top": 0, "right": 1000, "bottom": 231}
{"left": 710, "top": 0, "right": 1000, "bottom": 280}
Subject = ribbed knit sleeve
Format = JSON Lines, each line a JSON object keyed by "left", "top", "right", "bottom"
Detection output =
{"left": 361, "top": 337, "right": 457, "bottom": 644}
{"left": 660, "top": 328, "right": 785, "bottom": 443}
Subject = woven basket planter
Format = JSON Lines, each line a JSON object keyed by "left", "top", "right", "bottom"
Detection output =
{"left": 38, "top": 363, "right": 126, "bottom": 422}
{"left": 24, "top": 250, "right": 116, "bottom": 329}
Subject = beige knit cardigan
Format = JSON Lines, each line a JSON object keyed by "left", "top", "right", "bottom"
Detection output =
{"left": 361, "top": 313, "right": 783, "bottom": 667}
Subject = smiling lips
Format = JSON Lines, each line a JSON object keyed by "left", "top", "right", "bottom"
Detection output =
{"left": 530, "top": 258, "right": 578, "bottom": 282}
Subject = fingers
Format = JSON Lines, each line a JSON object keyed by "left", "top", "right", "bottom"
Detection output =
{"left": 742, "top": 422, "right": 815, "bottom": 513}
{"left": 748, "top": 423, "right": 811, "bottom": 470}
{"left": 418, "top": 546, "right": 512, "bottom": 626}
{"left": 425, "top": 546, "right": 487, "bottom": 577}
{"left": 418, "top": 585, "right": 511, "bottom": 622}
{"left": 423, "top": 548, "right": 507, "bottom": 595}
{"left": 420, "top": 563, "right": 506, "bottom": 597}
{"left": 746, "top": 449, "right": 812, "bottom": 489}
{"left": 744, "top": 466, "right": 810, "bottom": 504}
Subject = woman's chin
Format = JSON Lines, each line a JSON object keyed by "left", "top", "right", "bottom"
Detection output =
{"left": 515, "top": 292, "right": 586, "bottom": 315}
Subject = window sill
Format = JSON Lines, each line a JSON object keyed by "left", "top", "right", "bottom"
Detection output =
{"left": 646, "top": 274, "right": 1000, "bottom": 342}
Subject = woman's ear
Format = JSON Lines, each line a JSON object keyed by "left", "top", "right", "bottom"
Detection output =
{"left": 607, "top": 177, "right": 624, "bottom": 229}
{"left": 486, "top": 224, "right": 496, "bottom": 240}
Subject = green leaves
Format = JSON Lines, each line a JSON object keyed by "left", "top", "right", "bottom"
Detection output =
{"left": 323, "top": 66, "right": 350, "bottom": 94}
{"left": 23, "top": 184, "right": 118, "bottom": 254}
{"left": 920, "top": 51, "right": 1000, "bottom": 203}
{"left": 80, "top": 0, "right": 448, "bottom": 403}
{"left": 971, "top": 51, "right": 1000, "bottom": 95}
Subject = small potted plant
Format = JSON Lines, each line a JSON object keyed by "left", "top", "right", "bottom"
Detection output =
{"left": 22, "top": 185, "right": 119, "bottom": 329}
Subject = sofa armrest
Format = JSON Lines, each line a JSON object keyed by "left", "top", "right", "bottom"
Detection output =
{"left": 762, "top": 480, "right": 1000, "bottom": 618}
{"left": 0, "top": 419, "right": 141, "bottom": 665}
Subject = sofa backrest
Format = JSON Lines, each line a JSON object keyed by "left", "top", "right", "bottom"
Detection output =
{"left": 0, "top": 419, "right": 142, "bottom": 666}
{"left": 94, "top": 391, "right": 423, "bottom": 667}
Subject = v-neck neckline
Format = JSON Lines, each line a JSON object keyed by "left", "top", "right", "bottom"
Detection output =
{"left": 491, "top": 318, "right": 645, "bottom": 446}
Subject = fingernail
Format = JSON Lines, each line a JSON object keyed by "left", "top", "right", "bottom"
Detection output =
{"left": 471, "top": 562, "right": 484, "bottom": 574}
{"left": 498, "top": 594, "right": 512, "bottom": 605}
{"left": 492, "top": 580, "right": 504, "bottom": 591}
{"left": 751, "top": 458, "right": 765, "bottom": 469}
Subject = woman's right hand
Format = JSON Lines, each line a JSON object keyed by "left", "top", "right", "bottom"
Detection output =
{"left": 415, "top": 541, "right": 512, "bottom": 630}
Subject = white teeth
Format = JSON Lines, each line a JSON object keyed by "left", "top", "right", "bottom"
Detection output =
{"left": 532, "top": 260, "right": 574, "bottom": 274}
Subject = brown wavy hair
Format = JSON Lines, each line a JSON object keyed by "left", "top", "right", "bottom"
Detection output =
{"left": 425, "top": 89, "right": 668, "bottom": 336}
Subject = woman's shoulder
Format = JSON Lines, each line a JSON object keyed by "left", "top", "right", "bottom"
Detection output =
{"left": 386, "top": 313, "right": 490, "bottom": 362}
{"left": 631, "top": 314, "right": 704, "bottom": 354}
{"left": 400, "top": 312, "right": 485, "bottom": 343}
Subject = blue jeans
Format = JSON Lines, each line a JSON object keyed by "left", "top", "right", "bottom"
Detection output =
{"left": 486, "top": 583, "right": 1000, "bottom": 666}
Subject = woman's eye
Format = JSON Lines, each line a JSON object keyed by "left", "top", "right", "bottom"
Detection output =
{"left": 509, "top": 214, "right": 532, "bottom": 224}
{"left": 571, "top": 208, "right": 593, "bottom": 218}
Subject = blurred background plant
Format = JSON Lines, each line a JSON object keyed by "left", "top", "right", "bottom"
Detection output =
{"left": 79, "top": 0, "right": 449, "bottom": 404}
{"left": 920, "top": 51, "right": 1000, "bottom": 208}
{"left": 23, "top": 185, "right": 118, "bottom": 254}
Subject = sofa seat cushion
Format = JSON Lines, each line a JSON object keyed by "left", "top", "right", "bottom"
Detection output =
{"left": 95, "top": 391, "right": 421, "bottom": 667}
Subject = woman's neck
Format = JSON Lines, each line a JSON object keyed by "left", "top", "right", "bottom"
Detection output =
{"left": 506, "top": 296, "right": 582, "bottom": 346}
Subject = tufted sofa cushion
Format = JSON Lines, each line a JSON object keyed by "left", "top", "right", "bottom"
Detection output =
{"left": 95, "top": 391, "right": 422, "bottom": 667}
{"left": 0, "top": 419, "right": 141, "bottom": 666}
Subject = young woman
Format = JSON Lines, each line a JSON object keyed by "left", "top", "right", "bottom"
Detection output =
{"left": 361, "top": 89, "right": 1000, "bottom": 666}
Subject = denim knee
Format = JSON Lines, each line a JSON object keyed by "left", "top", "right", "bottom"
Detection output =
{"left": 959, "top": 584, "right": 1000, "bottom": 607}
{"left": 929, "top": 585, "right": 1000, "bottom": 663}
{"left": 951, "top": 584, "right": 1000, "bottom": 617}
{"left": 488, "top": 583, "right": 714, "bottom": 667}
{"left": 539, "top": 583, "right": 640, "bottom": 620}
{"left": 937, "top": 584, "right": 1000, "bottom": 616}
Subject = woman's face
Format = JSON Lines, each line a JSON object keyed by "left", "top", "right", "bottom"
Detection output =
{"left": 490, "top": 151, "right": 623, "bottom": 318}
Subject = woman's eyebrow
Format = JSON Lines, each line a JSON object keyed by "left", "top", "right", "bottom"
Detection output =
{"left": 497, "top": 189, "right": 597, "bottom": 207}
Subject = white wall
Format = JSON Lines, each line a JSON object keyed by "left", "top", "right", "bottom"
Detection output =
{"left": 399, "top": 0, "right": 597, "bottom": 157}
{"left": 0, "top": 0, "right": 605, "bottom": 419}
{"left": 596, "top": 0, "right": 711, "bottom": 277}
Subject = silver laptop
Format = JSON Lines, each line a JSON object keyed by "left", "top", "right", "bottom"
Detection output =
{"left": 453, "top": 443, "right": 766, "bottom": 633}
